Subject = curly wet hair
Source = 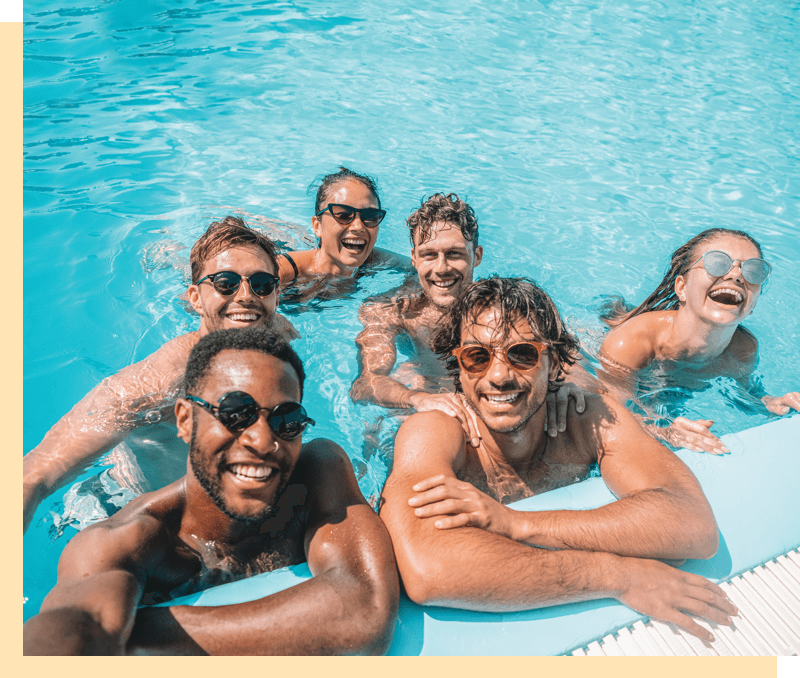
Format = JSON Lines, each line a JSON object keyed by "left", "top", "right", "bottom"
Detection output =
{"left": 406, "top": 192, "right": 479, "bottom": 248}
{"left": 190, "top": 216, "right": 279, "bottom": 284}
{"left": 432, "top": 276, "right": 579, "bottom": 393}
{"left": 184, "top": 326, "right": 305, "bottom": 399}
{"left": 599, "top": 228, "right": 765, "bottom": 326}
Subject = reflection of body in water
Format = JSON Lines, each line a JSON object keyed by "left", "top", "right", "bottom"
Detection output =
{"left": 24, "top": 218, "right": 296, "bottom": 533}
{"left": 277, "top": 167, "right": 412, "bottom": 304}
{"left": 597, "top": 228, "right": 799, "bottom": 455}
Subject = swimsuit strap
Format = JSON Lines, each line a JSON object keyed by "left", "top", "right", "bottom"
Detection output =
{"left": 281, "top": 252, "right": 300, "bottom": 281}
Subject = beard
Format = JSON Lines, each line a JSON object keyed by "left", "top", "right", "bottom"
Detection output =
{"left": 189, "top": 424, "right": 291, "bottom": 525}
{"left": 463, "top": 385, "right": 546, "bottom": 435}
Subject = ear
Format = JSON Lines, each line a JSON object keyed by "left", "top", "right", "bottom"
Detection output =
{"left": 175, "top": 398, "right": 194, "bottom": 444}
{"left": 187, "top": 284, "right": 204, "bottom": 315}
{"left": 312, "top": 215, "right": 322, "bottom": 239}
{"left": 547, "top": 352, "right": 561, "bottom": 383}
{"left": 410, "top": 247, "right": 417, "bottom": 268}
{"left": 473, "top": 245, "right": 483, "bottom": 268}
{"left": 674, "top": 275, "right": 687, "bottom": 303}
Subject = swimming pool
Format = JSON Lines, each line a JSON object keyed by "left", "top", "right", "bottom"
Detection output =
{"left": 23, "top": 0, "right": 800, "bottom": 623}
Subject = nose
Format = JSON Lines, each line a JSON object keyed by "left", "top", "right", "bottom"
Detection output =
{"left": 237, "top": 412, "right": 279, "bottom": 456}
{"left": 433, "top": 253, "right": 451, "bottom": 275}
{"left": 232, "top": 276, "right": 256, "bottom": 302}
{"left": 725, "top": 260, "right": 745, "bottom": 283}
{"left": 484, "top": 349, "right": 515, "bottom": 385}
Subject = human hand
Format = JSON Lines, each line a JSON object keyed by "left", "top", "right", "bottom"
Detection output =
{"left": 408, "top": 392, "right": 481, "bottom": 448}
{"left": 615, "top": 557, "right": 737, "bottom": 642}
{"left": 664, "top": 417, "right": 729, "bottom": 455}
{"left": 275, "top": 313, "right": 301, "bottom": 341}
{"left": 762, "top": 392, "right": 800, "bottom": 415}
{"left": 408, "top": 474, "right": 515, "bottom": 538}
{"left": 545, "top": 382, "right": 586, "bottom": 438}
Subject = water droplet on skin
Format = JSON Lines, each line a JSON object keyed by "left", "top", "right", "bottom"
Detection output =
{"left": 145, "top": 410, "right": 161, "bottom": 423}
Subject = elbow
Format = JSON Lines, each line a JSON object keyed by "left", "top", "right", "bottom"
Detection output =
{"left": 680, "top": 506, "right": 719, "bottom": 560}
{"left": 349, "top": 379, "right": 368, "bottom": 404}
{"left": 346, "top": 575, "right": 400, "bottom": 656}
{"left": 397, "top": 559, "right": 449, "bottom": 607}
{"left": 691, "top": 522, "right": 719, "bottom": 560}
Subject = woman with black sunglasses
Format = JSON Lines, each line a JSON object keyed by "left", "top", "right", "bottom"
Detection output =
{"left": 277, "top": 167, "right": 410, "bottom": 286}
{"left": 597, "top": 228, "right": 798, "bottom": 455}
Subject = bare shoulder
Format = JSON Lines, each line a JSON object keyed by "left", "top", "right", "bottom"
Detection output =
{"left": 727, "top": 325, "right": 759, "bottom": 361}
{"left": 131, "top": 332, "right": 196, "bottom": 376}
{"left": 393, "top": 411, "right": 466, "bottom": 471}
{"left": 368, "top": 247, "right": 413, "bottom": 271}
{"left": 600, "top": 312, "right": 663, "bottom": 369}
{"left": 277, "top": 250, "right": 316, "bottom": 283}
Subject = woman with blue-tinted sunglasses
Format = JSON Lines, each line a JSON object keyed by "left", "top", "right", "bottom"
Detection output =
{"left": 598, "top": 228, "right": 799, "bottom": 455}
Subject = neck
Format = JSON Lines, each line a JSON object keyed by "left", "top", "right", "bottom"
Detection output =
{"left": 668, "top": 308, "right": 739, "bottom": 362}
{"left": 312, "top": 249, "right": 358, "bottom": 278}
{"left": 476, "top": 404, "right": 549, "bottom": 473}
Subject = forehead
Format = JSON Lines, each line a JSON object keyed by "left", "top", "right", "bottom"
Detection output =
{"left": 323, "top": 179, "right": 378, "bottom": 207}
{"left": 460, "top": 308, "right": 534, "bottom": 344}
{"left": 695, "top": 235, "right": 761, "bottom": 260}
{"left": 199, "top": 246, "right": 277, "bottom": 277}
{"left": 199, "top": 349, "right": 301, "bottom": 403}
{"left": 414, "top": 221, "right": 472, "bottom": 251}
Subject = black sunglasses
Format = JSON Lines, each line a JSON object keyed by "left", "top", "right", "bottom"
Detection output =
{"left": 196, "top": 271, "right": 279, "bottom": 297}
{"left": 315, "top": 204, "right": 387, "bottom": 228}
{"left": 186, "top": 391, "right": 315, "bottom": 439}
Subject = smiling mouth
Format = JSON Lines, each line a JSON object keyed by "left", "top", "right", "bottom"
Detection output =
{"left": 226, "top": 311, "right": 262, "bottom": 323}
{"left": 341, "top": 237, "right": 367, "bottom": 254}
{"left": 480, "top": 392, "right": 522, "bottom": 405}
{"left": 228, "top": 463, "right": 273, "bottom": 481}
{"left": 430, "top": 278, "right": 457, "bottom": 289}
{"left": 709, "top": 287, "right": 744, "bottom": 306}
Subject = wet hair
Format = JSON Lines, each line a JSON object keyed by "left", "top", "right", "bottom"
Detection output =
{"left": 190, "top": 216, "right": 279, "bottom": 284}
{"left": 599, "top": 228, "right": 764, "bottom": 326}
{"left": 184, "top": 326, "right": 305, "bottom": 399}
{"left": 311, "top": 166, "right": 381, "bottom": 212}
{"left": 407, "top": 192, "right": 479, "bottom": 248}
{"left": 432, "top": 276, "right": 579, "bottom": 393}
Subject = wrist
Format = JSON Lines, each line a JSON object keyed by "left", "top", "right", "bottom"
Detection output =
{"left": 406, "top": 391, "right": 425, "bottom": 410}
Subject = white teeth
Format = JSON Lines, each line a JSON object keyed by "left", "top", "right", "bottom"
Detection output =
{"left": 483, "top": 393, "right": 520, "bottom": 403}
{"left": 227, "top": 312, "right": 259, "bottom": 321}
{"left": 709, "top": 288, "right": 743, "bottom": 303}
{"left": 431, "top": 279, "right": 456, "bottom": 288}
{"left": 229, "top": 464, "right": 272, "bottom": 480}
{"left": 342, "top": 238, "right": 366, "bottom": 246}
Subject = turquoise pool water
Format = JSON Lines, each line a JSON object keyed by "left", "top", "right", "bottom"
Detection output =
{"left": 24, "top": 0, "right": 800, "bottom": 622}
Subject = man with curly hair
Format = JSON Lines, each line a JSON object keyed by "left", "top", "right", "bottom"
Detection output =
{"left": 350, "top": 193, "right": 584, "bottom": 446}
{"left": 380, "top": 276, "right": 738, "bottom": 643}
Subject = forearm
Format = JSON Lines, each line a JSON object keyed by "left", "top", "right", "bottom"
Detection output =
{"left": 350, "top": 372, "right": 422, "bottom": 409}
{"left": 24, "top": 608, "right": 124, "bottom": 655}
{"left": 129, "top": 568, "right": 397, "bottom": 655}
{"left": 508, "top": 489, "right": 717, "bottom": 559}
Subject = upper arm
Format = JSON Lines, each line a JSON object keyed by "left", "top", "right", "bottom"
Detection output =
{"left": 589, "top": 396, "right": 710, "bottom": 506}
{"left": 600, "top": 318, "right": 656, "bottom": 371}
{"left": 278, "top": 250, "right": 315, "bottom": 285}
{"left": 300, "top": 440, "right": 397, "bottom": 595}
{"left": 353, "top": 301, "right": 403, "bottom": 378}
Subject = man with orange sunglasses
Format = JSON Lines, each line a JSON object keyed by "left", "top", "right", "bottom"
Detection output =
{"left": 380, "top": 276, "right": 738, "bottom": 643}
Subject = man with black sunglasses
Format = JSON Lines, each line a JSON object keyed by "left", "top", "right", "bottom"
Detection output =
{"left": 380, "top": 277, "right": 738, "bottom": 643}
{"left": 24, "top": 216, "right": 299, "bottom": 533}
{"left": 24, "top": 327, "right": 399, "bottom": 655}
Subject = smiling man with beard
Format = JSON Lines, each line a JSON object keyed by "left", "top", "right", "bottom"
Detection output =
{"left": 24, "top": 327, "right": 399, "bottom": 655}
{"left": 350, "top": 193, "right": 587, "bottom": 447}
{"left": 379, "top": 276, "right": 739, "bottom": 643}
{"left": 24, "top": 216, "right": 300, "bottom": 533}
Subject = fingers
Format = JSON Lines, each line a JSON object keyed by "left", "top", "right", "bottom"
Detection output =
{"left": 411, "top": 475, "right": 450, "bottom": 493}
{"left": 456, "top": 395, "right": 482, "bottom": 448}
{"left": 413, "top": 498, "right": 470, "bottom": 518}
{"left": 670, "top": 418, "right": 729, "bottom": 455}
{"left": 545, "top": 392, "right": 556, "bottom": 437}
{"left": 433, "top": 513, "right": 474, "bottom": 530}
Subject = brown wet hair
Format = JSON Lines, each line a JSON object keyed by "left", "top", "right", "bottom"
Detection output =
{"left": 310, "top": 166, "right": 381, "bottom": 212}
{"left": 407, "top": 192, "right": 479, "bottom": 248}
{"left": 190, "top": 216, "right": 279, "bottom": 283}
{"left": 432, "top": 276, "right": 579, "bottom": 393}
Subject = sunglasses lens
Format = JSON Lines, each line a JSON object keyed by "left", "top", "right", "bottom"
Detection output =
{"left": 211, "top": 271, "right": 242, "bottom": 296}
{"left": 703, "top": 251, "right": 733, "bottom": 277}
{"left": 217, "top": 391, "right": 258, "bottom": 430}
{"left": 249, "top": 272, "right": 277, "bottom": 296}
{"left": 743, "top": 259, "right": 770, "bottom": 285}
{"left": 360, "top": 208, "right": 385, "bottom": 227}
{"left": 507, "top": 343, "right": 541, "bottom": 370}
{"left": 268, "top": 402, "right": 312, "bottom": 440}
{"left": 330, "top": 206, "right": 357, "bottom": 225}
{"left": 458, "top": 346, "right": 492, "bottom": 374}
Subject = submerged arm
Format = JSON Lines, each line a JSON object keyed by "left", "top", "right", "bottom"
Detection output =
{"left": 23, "top": 334, "right": 193, "bottom": 532}
{"left": 129, "top": 440, "right": 399, "bottom": 655}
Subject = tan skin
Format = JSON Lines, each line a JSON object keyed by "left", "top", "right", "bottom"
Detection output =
{"left": 380, "top": 307, "right": 737, "bottom": 643}
{"left": 23, "top": 350, "right": 399, "bottom": 656}
{"left": 23, "top": 245, "right": 298, "bottom": 533}
{"left": 276, "top": 178, "right": 408, "bottom": 284}
{"left": 350, "top": 221, "right": 587, "bottom": 446}
{"left": 600, "top": 235, "right": 799, "bottom": 455}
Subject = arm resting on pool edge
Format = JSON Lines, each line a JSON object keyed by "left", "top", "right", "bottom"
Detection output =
{"left": 127, "top": 440, "right": 399, "bottom": 656}
{"left": 22, "top": 514, "right": 162, "bottom": 655}
{"left": 380, "top": 411, "right": 732, "bottom": 641}
{"left": 22, "top": 333, "right": 195, "bottom": 533}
